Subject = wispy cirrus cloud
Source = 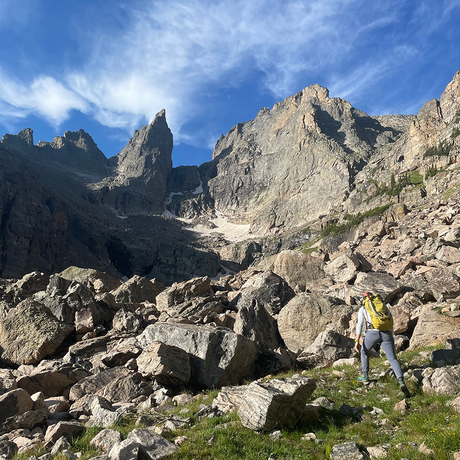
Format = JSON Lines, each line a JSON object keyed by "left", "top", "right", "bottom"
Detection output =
{"left": 0, "top": 69, "right": 89, "bottom": 127}
{"left": 0, "top": 0, "right": 459, "bottom": 148}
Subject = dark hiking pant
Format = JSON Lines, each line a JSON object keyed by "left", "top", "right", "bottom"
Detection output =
{"left": 361, "top": 329, "right": 403, "bottom": 380}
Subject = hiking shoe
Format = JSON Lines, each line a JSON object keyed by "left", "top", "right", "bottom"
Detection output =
{"left": 358, "top": 376, "right": 369, "bottom": 384}
{"left": 400, "top": 382, "right": 411, "bottom": 398}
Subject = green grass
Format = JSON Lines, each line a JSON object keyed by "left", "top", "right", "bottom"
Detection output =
{"left": 409, "top": 170, "right": 424, "bottom": 187}
{"left": 320, "top": 204, "right": 392, "bottom": 237}
{"left": 12, "top": 345, "right": 460, "bottom": 460}
{"left": 165, "top": 346, "right": 460, "bottom": 460}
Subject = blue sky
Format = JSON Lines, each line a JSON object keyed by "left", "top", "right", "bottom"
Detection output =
{"left": 1, "top": 0, "right": 460, "bottom": 167}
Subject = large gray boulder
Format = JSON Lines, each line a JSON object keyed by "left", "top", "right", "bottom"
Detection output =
{"left": 90, "top": 429, "right": 122, "bottom": 453}
{"left": 110, "top": 275, "right": 165, "bottom": 304}
{"left": 137, "top": 323, "right": 259, "bottom": 388}
{"left": 259, "top": 250, "right": 325, "bottom": 291}
{"left": 108, "top": 439, "right": 139, "bottom": 460}
{"left": 347, "top": 271, "right": 401, "bottom": 301}
{"left": 59, "top": 267, "right": 122, "bottom": 293}
{"left": 278, "top": 293, "right": 354, "bottom": 352}
{"left": 296, "top": 330, "right": 355, "bottom": 369}
{"left": 44, "top": 420, "right": 85, "bottom": 445}
{"left": 127, "top": 428, "right": 177, "bottom": 460}
{"left": 2, "top": 406, "right": 48, "bottom": 431}
{"left": 17, "top": 361, "right": 91, "bottom": 397}
{"left": 233, "top": 270, "right": 295, "bottom": 315}
{"left": 409, "top": 304, "right": 460, "bottom": 350}
{"left": 97, "top": 373, "right": 152, "bottom": 403}
{"left": 324, "top": 253, "right": 360, "bottom": 283}
{"left": 424, "top": 268, "right": 460, "bottom": 301}
{"left": 69, "top": 367, "right": 131, "bottom": 402}
{"left": 0, "top": 298, "right": 74, "bottom": 365}
{"left": 4, "top": 271, "right": 50, "bottom": 306}
{"left": 234, "top": 298, "right": 281, "bottom": 351}
{"left": 422, "top": 367, "right": 460, "bottom": 395}
{"left": 0, "top": 388, "right": 33, "bottom": 428}
{"left": 212, "top": 385, "right": 248, "bottom": 413}
{"left": 155, "top": 276, "right": 213, "bottom": 312}
{"left": 237, "top": 376, "right": 317, "bottom": 431}
{"left": 137, "top": 342, "right": 191, "bottom": 386}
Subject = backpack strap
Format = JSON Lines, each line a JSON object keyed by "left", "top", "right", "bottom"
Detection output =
{"left": 362, "top": 304, "right": 374, "bottom": 330}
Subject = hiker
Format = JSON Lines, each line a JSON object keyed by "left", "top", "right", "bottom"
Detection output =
{"left": 354, "top": 291, "right": 410, "bottom": 397}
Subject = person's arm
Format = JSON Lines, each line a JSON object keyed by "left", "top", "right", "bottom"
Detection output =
{"left": 354, "top": 307, "right": 364, "bottom": 352}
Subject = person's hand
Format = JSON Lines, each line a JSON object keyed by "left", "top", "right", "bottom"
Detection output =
{"left": 354, "top": 342, "right": 361, "bottom": 353}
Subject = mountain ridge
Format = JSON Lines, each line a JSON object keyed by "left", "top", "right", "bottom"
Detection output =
{"left": 1, "top": 70, "right": 459, "bottom": 283}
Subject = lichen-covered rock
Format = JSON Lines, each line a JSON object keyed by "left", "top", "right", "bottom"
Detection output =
{"left": 278, "top": 293, "right": 354, "bottom": 352}
{"left": 136, "top": 342, "right": 191, "bottom": 386}
{"left": 0, "top": 299, "right": 74, "bottom": 365}
{"left": 237, "top": 376, "right": 316, "bottom": 431}
{"left": 137, "top": 322, "right": 259, "bottom": 388}
{"left": 0, "top": 388, "right": 33, "bottom": 428}
{"left": 330, "top": 441, "right": 370, "bottom": 459}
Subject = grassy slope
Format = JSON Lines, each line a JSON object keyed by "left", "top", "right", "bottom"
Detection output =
{"left": 16, "top": 345, "right": 460, "bottom": 460}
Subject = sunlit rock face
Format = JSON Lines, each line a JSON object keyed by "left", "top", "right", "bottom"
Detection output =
{"left": 194, "top": 84, "right": 408, "bottom": 235}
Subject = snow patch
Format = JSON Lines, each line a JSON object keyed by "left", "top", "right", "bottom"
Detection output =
{"left": 163, "top": 191, "right": 183, "bottom": 217}
{"left": 178, "top": 213, "right": 260, "bottom": 243}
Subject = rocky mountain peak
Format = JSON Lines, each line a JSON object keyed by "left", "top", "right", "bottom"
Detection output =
{"left": 17, "top": 127, "right": 34, "bottom": 146}
{"left": 199, "top": 81, "right": 409, "bottom": 234}
{"left": 91, "top": 109, "right": 173, "bottom": 216}
{"left": 384, "top": 69, "right": 460, "bottom": 172}
{"left": 1, "top": 127, "right": 35, "bottom": 155}
{"left": 115, "top": 109, "right": 172, "bottom": 179}
{"left": 61, "top": 129, "right": 100, "bottom": 152}
{"left": 45, "top": 129, "right": 101, "bottom": 156}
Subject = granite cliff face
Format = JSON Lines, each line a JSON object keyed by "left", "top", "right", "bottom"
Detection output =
{"left": 1, "top": 71, "right": 460, "bottom": 284}
{"left": 0, "top": 111, "right": 218, "bottom": 283}
{"left": 168, "top": 84, "right": 411, "bottom": 234}
{"left": 91, "top": 110, "right": 173, "bottom": 216}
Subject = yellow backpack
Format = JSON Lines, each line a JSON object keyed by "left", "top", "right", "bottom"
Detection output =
{"left": 364, "top": 293, "right": 394, "bottom": 331}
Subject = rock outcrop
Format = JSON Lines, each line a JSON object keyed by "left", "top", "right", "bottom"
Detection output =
{"left": 92, "top": 110, "right": 173, "bottom": 217}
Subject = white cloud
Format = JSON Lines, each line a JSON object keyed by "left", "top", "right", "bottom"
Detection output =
{"left": 0, "top": 70, "right": 89, "bottom": 127}
{"left": 66, "top": 0, "right": 370, "bottom": 139}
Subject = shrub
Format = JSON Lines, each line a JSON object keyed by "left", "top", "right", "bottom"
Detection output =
{"left": 424, "top": 140, "right": 452, "bottom": 158}
{"left": 425, "top": 165, "right": 438, "bottom": 179}
{"left": 320, "top": 204, "right": 391, "bottom": 238}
